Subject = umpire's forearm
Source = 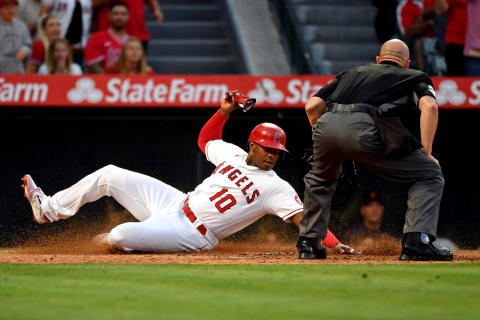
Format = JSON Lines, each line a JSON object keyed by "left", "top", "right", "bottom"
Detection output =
{"left": 419, "top": 96, "right": 438, "bottom": 155}
{"left": 305, "top": 97, "right": 327, "bottom": 126}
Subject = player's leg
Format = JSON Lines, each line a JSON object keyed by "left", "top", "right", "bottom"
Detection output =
{"left": 300, "top": 113, "right": 344, "bottom": 258}
{"left": 24, "top": 165, "right": 185, "bottom": 223}
{"left": 106, "top": 204, "right": 216, "bottom": 252}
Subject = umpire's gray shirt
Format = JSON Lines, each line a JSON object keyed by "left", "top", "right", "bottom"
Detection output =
{"left": 0, "top": 17, "right": 31, "bottom": 73}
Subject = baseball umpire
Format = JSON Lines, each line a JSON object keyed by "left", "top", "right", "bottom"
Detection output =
{"left": 22, "top": 91, "right": 355, "bottom": 254}
{"left": 297, "top": 39, "right": 453, "bottom": 261}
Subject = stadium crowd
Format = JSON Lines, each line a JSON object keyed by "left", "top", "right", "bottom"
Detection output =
{"left": 1, "top": 0, "right": 478, "bottom": 76}
{"left": 0, "top": 0, "right": 162, "bottom": 75}
{"left": 375, "top": 0, "right": 479, "bottom": 76}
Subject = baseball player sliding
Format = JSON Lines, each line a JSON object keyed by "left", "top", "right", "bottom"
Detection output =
{"left": 22, "top": 91, "right": 355, "bottom": 255}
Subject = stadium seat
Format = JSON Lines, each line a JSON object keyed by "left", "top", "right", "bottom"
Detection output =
{"left": 289, "top": 0, "right": 380, "bottom": 74}
{"left": 147, "top": 0, "right": 241, "bottom": 74}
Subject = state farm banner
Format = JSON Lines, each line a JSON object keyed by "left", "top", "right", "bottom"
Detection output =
{"left": 0, "top": 75, "right": 479, "bottom": 108}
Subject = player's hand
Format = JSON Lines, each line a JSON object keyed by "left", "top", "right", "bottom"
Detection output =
{"left": 15, "top": 49, "right": 28, "bottom": 61}
{"left": 220, "top": 90, "right": 241, "bottom": 116}
{"left": 334, "top": 243, "right": 357, "bottom": 254}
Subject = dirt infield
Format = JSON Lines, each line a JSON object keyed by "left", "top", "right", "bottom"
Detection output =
{"left": 1, "top": 236, "right": 479, "bottom": 264}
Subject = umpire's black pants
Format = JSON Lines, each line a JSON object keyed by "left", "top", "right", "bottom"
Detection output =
{"left": 300, "top": 111, "right": 444, "bottom": 244}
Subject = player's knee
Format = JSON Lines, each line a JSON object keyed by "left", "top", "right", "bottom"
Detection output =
{"left": 108, "top": 225, "right": 130, "bottom": 251}
{"left": 101, "top": 164, "right": 119, "bottom": 176}
{"left": 98, "top": 164, "right": 120, "bottom": 186}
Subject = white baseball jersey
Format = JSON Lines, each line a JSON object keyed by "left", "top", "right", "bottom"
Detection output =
{"left": 38, "top": 141, "right": 302, "bottom": 252}
{"left": 41, "top": 0, "right": 92, "bottom": 47}
{"left": 188, "top": 139, "right": 303, "bottom": 240}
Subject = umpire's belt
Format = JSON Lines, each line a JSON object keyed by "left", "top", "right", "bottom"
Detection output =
{"left": 183, "top": 197, "right": 208, "bottom": 236}
{"left": 327, "top": 103, "right": 372, "bottom": 114}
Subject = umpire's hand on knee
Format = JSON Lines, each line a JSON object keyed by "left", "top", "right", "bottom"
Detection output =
{"left": 420, "top": 148, "right": 440, "bottom": 166}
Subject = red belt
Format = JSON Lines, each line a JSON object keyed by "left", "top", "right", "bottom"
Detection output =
{"left": 182, "top": 197, "right": 207, "bottom": 236}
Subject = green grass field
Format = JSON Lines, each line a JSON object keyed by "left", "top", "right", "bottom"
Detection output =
{"left": 1, "top": 264, "right": 479, "bottom": 320}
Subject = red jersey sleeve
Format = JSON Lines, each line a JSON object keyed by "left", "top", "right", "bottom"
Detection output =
{"left": 198, "top": 110, "right": 228, "bottom": 154}
{"left": 84, "top": 33, "right": 105, "bottom": 66}
{"left": 397, "top": 0, "right": 422, "bottom": 36}
{"left": 323, "top": 229, "right": 340, "bottom": 248}
{"left": 29, "top": 40, "right": 45, "bottom": 66}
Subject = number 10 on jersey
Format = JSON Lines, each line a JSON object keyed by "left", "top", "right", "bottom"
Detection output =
{"left": 209, "top": 188, "right": 236, "bottom": 213}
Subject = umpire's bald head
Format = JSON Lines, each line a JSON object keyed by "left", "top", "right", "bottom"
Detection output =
{"left": 376, "top": 39, "right": 411, "bottom": 69}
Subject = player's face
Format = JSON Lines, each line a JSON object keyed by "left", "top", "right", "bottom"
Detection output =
{"left": 0, "top": 3, "right": 18, "bottom": 23}
{"left": 45, "top": 17, "right": 61, "bottom": 40}
{"left": 110, "top": 5, "right": 129, "bottom": 30}
{"left": 247, "top": 142, "right": 280, "bottom": 171}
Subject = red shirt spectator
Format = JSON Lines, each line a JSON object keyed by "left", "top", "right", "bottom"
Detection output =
{"left": 397, "top": 0, "right": 423, "bottom": 36}
{"left": 26, "top": 14, "right": 61, "bottom": 73}
{"left": 397, "top": 0, "right": 435, "bottom": 38}
{"left": 84, "top": 28, "right": 128, "bottom": 69}
{"left": 95, "top": 0, "right": 163, "bottom": 42}
{"left": 29, "top": 40, "right": 46, "bottom": 66}
{"left": 444, "top": 0, "right": 467, "bottom": 45}
{"left": 435, "top": 0, "right": 467, "bottom": 75}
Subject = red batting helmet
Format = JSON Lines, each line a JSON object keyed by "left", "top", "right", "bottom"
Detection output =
{"left": 248, "top": 123, "right": 288, "bottom": 152}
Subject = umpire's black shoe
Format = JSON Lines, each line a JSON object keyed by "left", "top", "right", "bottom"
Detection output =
{"left": 297, "top": 236, "right": 327, "bottom": 260}
{"left": 399, "top": 232, "right": 453, "bottom": 261}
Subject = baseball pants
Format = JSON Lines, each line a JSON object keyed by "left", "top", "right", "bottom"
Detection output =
{"left": 43, "top": 165, "right": 218, "bottom": 252}
{"left": 300, "top": 111, "right": 444, "bottom": 243}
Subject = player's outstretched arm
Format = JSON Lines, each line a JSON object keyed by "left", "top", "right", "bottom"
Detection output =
{"left": 289, "top": 213, "right": 356, "bottom": 254}
{"left": 197, "top": 91, "right": 241, "bottom": 153}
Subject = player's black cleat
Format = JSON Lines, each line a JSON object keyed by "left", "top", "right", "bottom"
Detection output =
{"left": 399, "top": 232, "right": 453, "bottom": 261}
{"left": 297, "top": 236, "right": 327, "bottom": 260}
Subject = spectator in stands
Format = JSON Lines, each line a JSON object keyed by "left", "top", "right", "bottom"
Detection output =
{"left": 435, "top": 0, "right": 467, "bottom": 75}
{"left": 93, "top": 0, "right": 163, "bottom": 51}
{"left": 344, "top": 192, "right": 386, "bottom": 243}
{"left": 106, "top": 36, "right": 153, "bottom": 75}
{"left": 85, "top": 1, "right": 129, "bottom": 74}
{"left": 40, "top": 0, "right": 92, "bottom": 65}
{"left": 0, "top": 0, "right": 31, "bottom": 73}
{"left": 416, "top": 1, "right": 448, "bottom": 75}
{"left": 464, "top": 0, "right": 480, "bottom": 76}
{"left": 26, "top": 14, "right": 60, "bottom": 74}
{"left": 16, "top": 0, "right": 41, "bottom": 37}
{"left": 396, "top": 0, "right": 442, "bottom": 73}
{"left": 397, "top": 0, "right": 434, "bottom": 40}
{"left": 38, "top": 38, "right": 82, "bottom": 74}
